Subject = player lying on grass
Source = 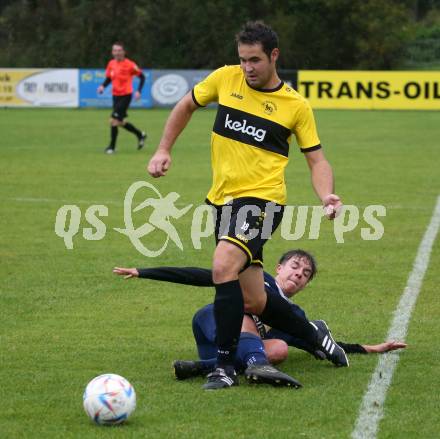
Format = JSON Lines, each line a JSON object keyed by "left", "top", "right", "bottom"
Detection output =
{"left": 170, "top": 306, "right": 405, "bottom": 388}
{"left": 114, "top": 249, "right": 406, "bottom": 388}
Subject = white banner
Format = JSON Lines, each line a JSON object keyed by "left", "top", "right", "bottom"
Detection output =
{"left": 0, "top": 69, "right": 79, "bottom": 107}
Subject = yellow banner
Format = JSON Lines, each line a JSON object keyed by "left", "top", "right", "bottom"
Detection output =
{"left": 0, "top": 69, "right": 42, "bottom": 106}
{"left": 297, "top": 71, "right": 440, "bottom": 110}
{"left": 0, "top": 69, "right": 78, "bottom": 107}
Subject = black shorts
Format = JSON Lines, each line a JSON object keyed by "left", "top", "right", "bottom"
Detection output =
{"left": 111, "top": 94, "right": 132, "bottom": 121}
{"left": 209, "top": 197, "right": 284, "bottom": 268}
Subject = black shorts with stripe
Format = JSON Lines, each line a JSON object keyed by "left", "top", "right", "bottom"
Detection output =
{"left": 111, "top": 94, "right": 132, "bottom": 121}
{"left": 208, "top": 197, "right": 284, "bottom": 268}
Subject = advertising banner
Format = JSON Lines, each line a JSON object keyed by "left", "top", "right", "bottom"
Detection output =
{"left": 79, "top": 69, "right": 152, "bottom": 108}
{"left": 2, "top": 68, "right": 439, "bottom": 110}
{"left": 297, "top": 70, "right": 440, "bottom": 110}
{"left": 0, "top": 68, "right": 78, "bottom": 107}
{"left": 151, "top": 70, "right": 213, "bottom": 107}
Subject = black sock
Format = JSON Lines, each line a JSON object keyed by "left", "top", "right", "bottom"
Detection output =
{"left": 110, "top": 126, "right": 118, "bottom": 148}
{"left": 214, "top": 279, "right": 244, "bottom": 370}
{"left": 123, "top": 122, "right": 142, "bottom": 138}
{"left": 260, "top": 292, "right": 318, "bottom": 346}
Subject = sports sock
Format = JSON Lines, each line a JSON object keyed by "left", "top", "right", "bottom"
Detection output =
{"left": 214, "top": 279, "right": 244, "bottom": 370}
{"left": 260, "top": 292, "right": 318, "bottom": 346}
{"left": 196, "top": 358, "right": 216, "bottom": 372}
{"left": 195, "top": 337, "right": 269, "bottom": 375}
{"left": 123, "top": 122, "right": 142, "bottom": 138}
{"left": 236, "top": 332, "right": 269, "bottom": 368}
{"left": 110, "top": 126, "right": 118, "bottom": 148}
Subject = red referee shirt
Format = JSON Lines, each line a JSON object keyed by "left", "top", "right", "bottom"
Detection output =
{"left": 105, "top": 58, "right": 142, "bottom": 96}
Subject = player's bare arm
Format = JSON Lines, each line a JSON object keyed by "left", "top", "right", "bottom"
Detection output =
{"left": 304, "top": 148, "right": 342, "bottom": 219}
{"left": 148, "top": 92, "right": 199, "bottom": 178}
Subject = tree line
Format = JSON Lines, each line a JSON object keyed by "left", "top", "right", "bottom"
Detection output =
{"left": 0, "top": 0, "right": 439, "bottom": 70}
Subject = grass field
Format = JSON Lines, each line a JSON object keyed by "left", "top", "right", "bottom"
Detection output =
{"left": 1, "top": 107, "right": 439, "bottom": 439}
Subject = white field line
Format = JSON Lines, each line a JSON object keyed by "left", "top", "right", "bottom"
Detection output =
{"left": 352, "top": 195, "right": 440, "bottom": 439}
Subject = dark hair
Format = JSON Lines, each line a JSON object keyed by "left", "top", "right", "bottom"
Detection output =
{"left": 235, "top": 21, "right": 279, "bottom": 59}
{"left": 113, "top": 41, "right": 125, "bottom": 50}
{"left": 278, "top": 249, "right": 318, "bottom": 281}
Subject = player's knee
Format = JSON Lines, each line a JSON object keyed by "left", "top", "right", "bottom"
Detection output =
{"left": 110, "top": 118, "right": 120, "bottom": 127}
{"left": 212, "top": 259, "right": 238, "bottom": 283}
{"left": 243, "top": 294, "right": 266, "bottom": 315}
{"left": 266, "top": 340, "right": 289, "bottom": 365}
{"left": 241, "top": 315, "right": 259, "bottom": 335}
{"left": 212, "top": 243, "right": 246, "bottom": 283}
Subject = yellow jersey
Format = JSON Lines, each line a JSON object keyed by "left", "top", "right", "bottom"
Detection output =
{"left": 192, "top": 65, "right": 321, "bottom": 205}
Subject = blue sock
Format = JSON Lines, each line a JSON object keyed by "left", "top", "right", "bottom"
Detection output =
{"left": 236, "top": 332, "right": 269, "bottom": 369}
{"left": 197, "top": 358, "right": 217, "bottom": 372}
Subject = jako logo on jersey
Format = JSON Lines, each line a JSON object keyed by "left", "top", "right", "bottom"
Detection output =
{"left": 224, "top": 113, "right": 267, "bottom": 142}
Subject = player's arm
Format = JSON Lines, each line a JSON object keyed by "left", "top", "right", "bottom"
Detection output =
{"left": 359, "top": 341, "right": 407, "bottom": 354}
{"left": 113, "top": 266, "right": 277, "bottom": 289}
{"left": 293, "top": 99, "right": 342, "bottom": 219}
{"left": 98, "top": 63, "right": 112, "bottom": 94}
{"left": 147, "top": 92, "right": 199, "bottom": 178}
{"left": 334, "top": 340, "right": 407, "bottom": 354}
{"left": 113, "top": 266, "right": 214, "bottom": 286}
{"left": 148, "top": 67, "right": 224, "bottom": 178}
{"left": 137, "top": 72, "right": 145, "bottom": 92}
{"left": 133, "top": 71, "right": 146, "bottom": 100}
{"left": 304, "top": 149, "right": 342, "bottom": 220}
{"left": 97, "top": 77, "right": 111, "bottom": 94}
{"left": 266, "top": 329, "right": 407, "bottom": 357}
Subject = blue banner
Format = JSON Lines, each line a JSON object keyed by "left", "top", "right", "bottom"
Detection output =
{"left": 79, "top": 69, "right": 152, "bottom": 108}
{"left": 151, "top": 70, "right": 212, "bottom": 107}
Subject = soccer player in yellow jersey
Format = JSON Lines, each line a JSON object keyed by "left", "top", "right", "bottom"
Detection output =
{"left": 148, "top": 21, "right": 346, "bottom": 390}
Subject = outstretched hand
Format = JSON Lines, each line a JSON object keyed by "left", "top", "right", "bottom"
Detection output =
{"left": 113, "top": 267, "right": 139, "bottom": 279}
{"left": 364, "top": 341, "right": 408, "bottom": 354}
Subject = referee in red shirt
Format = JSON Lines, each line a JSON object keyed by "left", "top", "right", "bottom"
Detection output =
{"left": 97, "top": 42, "right": 147, "bottom": 154}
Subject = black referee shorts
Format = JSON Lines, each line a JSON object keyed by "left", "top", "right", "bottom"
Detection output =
{"left": 209, "top": 197, "right": 284, "bottom": 268}
{"left": 111, "top": 94, "right": 132, "bottom": 121}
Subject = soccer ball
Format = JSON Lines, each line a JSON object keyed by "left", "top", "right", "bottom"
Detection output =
{"left": 83, "top": 373, "right": 136, "bottom": 425}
